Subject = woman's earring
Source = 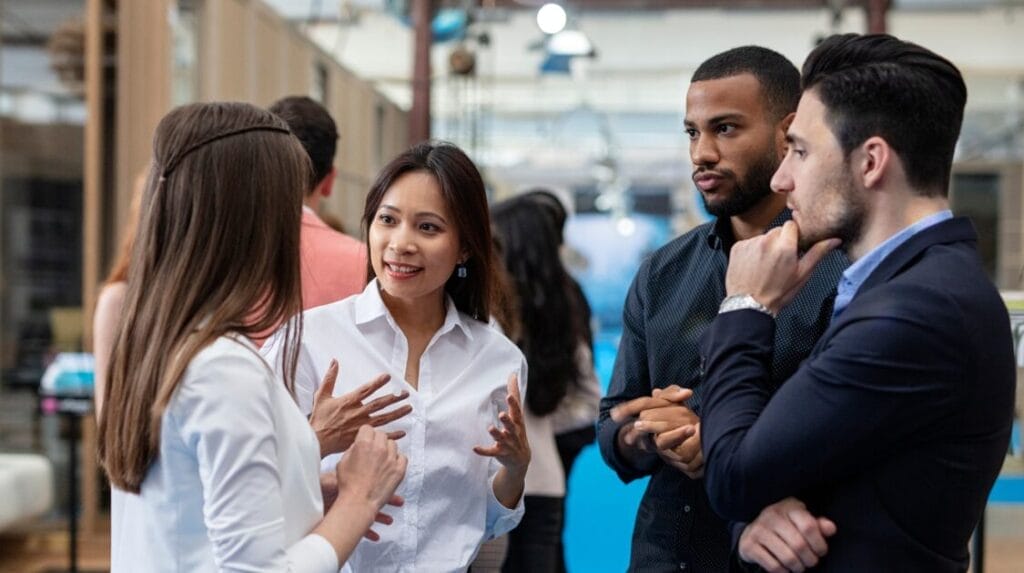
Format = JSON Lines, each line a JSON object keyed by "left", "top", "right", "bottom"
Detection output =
{"left": 457, "top": 264, "right": 467, "bottom": 278}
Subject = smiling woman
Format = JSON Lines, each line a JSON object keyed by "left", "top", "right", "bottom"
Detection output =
{"left": 262, "top": 141, "right": 532, "bottom": 573}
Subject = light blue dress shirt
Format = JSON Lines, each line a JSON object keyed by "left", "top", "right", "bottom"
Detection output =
{"left": 832, "top": 210, "right": 953, "bottom": 321}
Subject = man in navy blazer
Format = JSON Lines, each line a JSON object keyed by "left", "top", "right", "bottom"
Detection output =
{"left": 698, "top": 34, "right": 1016, "bottom": 572}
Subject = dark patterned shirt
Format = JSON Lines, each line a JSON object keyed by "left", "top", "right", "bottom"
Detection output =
{"left": 597, "top": 209, "right": 848, "bottom": 572}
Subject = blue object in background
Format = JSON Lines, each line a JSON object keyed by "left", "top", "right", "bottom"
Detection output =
{"left": 564, "top": 330, "right": 643, "bottom": 572}
{"left": 40, "top": 352, "right": 95, "bottom": 396}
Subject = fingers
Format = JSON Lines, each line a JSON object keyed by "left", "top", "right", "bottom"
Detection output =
{"left": 361, "top": 388, "right": 409, "bottom": 414}
{"left": 374, "top": 511, "right": 393, "bottom": 526}
{"left": 314, "top": 359, "right": 340, "bottom": 403}
{"left": 741, "top": 542, "right": 785, "bottom": 573}
{"left": 354, "top": 373, "right": 393, "bottom": 401}
{"left": 364, "top": 529, "right": 380, "bottom": 542}
{"left": 818, "top": 517, "right": 838, "bottom": 537}
{"left": 655, "top": 425, "right": 696, "bottom": 452}
{"left": 385, "top": 430, "right": 407, "bottom": 441}
{"left": 788, "top": 506, "right": 829, "bottom": 559}
{"left": 505, "top": 374, "right": 524, "bottom": 425}
{"left": 610, "top": 396, "right": 673, "bottom": 423}
{"left": 387, "top": 494, "right": 404, "bottom": 508}
{"left": 762, "top": 529, "right": 807, "bottom": 572}
{"left": 651, "top": 385, "right": 694, "bottom": 403}
{"left": 472, "top": 444, "right": 502, "bottom": 457}
{"left": 369, "top": 404, "right": 413, "bottom": 426}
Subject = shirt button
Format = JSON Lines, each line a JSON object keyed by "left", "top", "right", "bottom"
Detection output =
{"left": 683, "top": 505, "right": 691, "bottom": 513}
{"left": 679, "top": 563, "right": 687, "bottom": 570}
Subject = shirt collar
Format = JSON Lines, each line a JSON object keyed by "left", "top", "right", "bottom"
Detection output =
{"left": 353, "top": 279, "right": 474, "bottom": 341}
{"left": 833, "top": 209, "right": 953, "bottom": 319}
{"left": 706, "top": 208, "right": 792, "bottom": 251}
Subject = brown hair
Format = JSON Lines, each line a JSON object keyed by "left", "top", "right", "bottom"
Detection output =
{"left": 104, "top": 170, "right": 147, "bottom": 284}
{"left": 98, "top": 102, "right": 308, "bottom": 493}
{"left": 362, "top": 141, "right": 497, "bottom": 321}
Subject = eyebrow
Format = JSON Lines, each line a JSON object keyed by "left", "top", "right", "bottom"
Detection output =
{"left": 379, "top": 204, "right": 449, "bottom": 225}
{"left": 684, "top": 113, "right": 746, "bottom": 128}
{"left": 785, "top": 132, "right": 807, "bottom": 146}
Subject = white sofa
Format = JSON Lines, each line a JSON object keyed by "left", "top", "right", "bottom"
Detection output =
{"left": 0, "top": 453, "right": 53, "bottom": 531}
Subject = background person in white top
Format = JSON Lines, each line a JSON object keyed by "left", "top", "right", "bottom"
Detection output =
{"left": 264, "top": 141, "right": 531, "bottom": 572}
{"left": 98, "top": 102, "right": 407, "bottom": 573}
{"left": 491, "top": 194, "right": 599, "bottom": 573}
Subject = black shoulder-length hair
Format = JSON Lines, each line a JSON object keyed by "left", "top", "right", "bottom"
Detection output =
{"left": 362, "top": 141, "right": 498, "bottom": 322}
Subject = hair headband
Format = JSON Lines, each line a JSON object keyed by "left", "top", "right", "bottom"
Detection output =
{"left": 160, "top": 124, "right": 292, "bottom": 180}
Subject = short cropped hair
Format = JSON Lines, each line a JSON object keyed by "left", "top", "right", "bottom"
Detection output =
{"left": 269, "top": 96, "right": 338, "bottom": 193}
{"left": 691, "top": 46, "right": 801, "bottom": 121}
{"left": 802, "top": 34, "right": 967, "bottom": 195}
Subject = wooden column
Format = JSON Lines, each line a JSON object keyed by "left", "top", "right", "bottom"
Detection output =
{"left": 410, "top": 0, "right": 432, "bottom": 145}
{"left": 866, "top": 0, "right": 889, "bottom": 35}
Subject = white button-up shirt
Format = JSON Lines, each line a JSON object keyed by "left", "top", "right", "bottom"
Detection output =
{"left": 111, "top": 336, "right": 337, "bottom": 573}
{"left": 263, "top": 281, "right": 527, "bottom": 573}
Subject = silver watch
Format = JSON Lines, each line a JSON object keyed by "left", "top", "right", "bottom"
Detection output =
{"left": 718, "top": 294, "right": 775, "bottom": 318}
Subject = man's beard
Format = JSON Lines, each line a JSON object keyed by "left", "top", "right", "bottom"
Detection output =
{"left": 700, "top": 153, "right": 779, "bottom": 218}
{"left": 797, "top": 169, "right": 866, "bottom": 253}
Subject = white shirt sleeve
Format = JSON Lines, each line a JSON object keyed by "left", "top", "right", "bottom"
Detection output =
{"left": 482, "top": 359, "right": 528, "bottom": 539}
{"left": 169, "top": 344, "right": 339, "bottom": 573}
{"left": 260, "top": 329, "right": 321, "bottom": 416}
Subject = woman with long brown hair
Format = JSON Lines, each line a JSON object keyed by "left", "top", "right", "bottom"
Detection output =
{"left": 98, "top": 102, "right": 406, "bottom": 572}
{"left": 263, "top": 141, "right": 531, "bottom": 572}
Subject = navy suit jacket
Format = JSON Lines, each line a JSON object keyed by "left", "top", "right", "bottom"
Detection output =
{"left": 700, "top": 217, "right": 1015, "bottom": 571}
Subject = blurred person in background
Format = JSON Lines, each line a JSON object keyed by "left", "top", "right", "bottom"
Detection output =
{"left": 269, "top": 95, "right": 367, "bottom": 310}
{"left": 98, "top": 101, "right": 406, "bottom": 572}
{"left": 519, "top": 190, "right": 600, "bottom": 485}
{"left": 263, "top": 141, "right": 530, "bottom": 572}
{"left": 491, "top": 193, "right": 600, "bottom": 573}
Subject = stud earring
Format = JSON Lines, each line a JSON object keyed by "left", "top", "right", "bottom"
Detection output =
{"left": 457, "top": 264, "right": 467, "bottom": 278}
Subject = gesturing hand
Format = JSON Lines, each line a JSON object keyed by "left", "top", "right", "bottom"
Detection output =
{"left": 334, "top": 426, "right": 408, "bottom": 540}
{"left": 310, "top": 359, "right": 413, "bottom": 458}
{"left": 473, "top": 372, "right": 530, "bottom": 474}
{"left": 739, "top": 497, "right": 837, "bottom": 573}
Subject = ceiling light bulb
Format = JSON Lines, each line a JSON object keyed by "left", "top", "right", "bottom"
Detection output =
{"left": 537, "top": 4, "right": 567, "bottom": 35}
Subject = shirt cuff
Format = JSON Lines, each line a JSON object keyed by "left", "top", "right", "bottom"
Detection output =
{"left": 287, "top": 533, "right": 339, "bottom": 573}
{"left": 484, "top": 470, "right": 525, "bottom": 539}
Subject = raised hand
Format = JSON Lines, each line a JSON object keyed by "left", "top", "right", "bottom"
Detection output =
{"left": 473, "top": 372, "right": 530, "bottom": 474}
{"left": 310, "top": 359, "right": 413, "bottom": 458}
{"left": 473, "top": 372, "right": 531, "bottom": 510}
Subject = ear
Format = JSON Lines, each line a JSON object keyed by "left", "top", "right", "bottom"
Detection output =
{"left": 318, "top": 167, "right": 337, "bottom": 199}
{"left": 458, "top": 248, "right": 470, "bottom": 265}
{"left": 857, "top": 136, "right": 891, "bottom": 190}
{"left": 775, "top": 112, "right": 796, "bottom": 160}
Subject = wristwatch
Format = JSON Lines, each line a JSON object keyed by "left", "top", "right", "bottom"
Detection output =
{"left": 718, "top": 294, "right": 776, "bottom": 318}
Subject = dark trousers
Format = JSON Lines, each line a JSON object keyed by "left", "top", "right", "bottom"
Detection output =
{"left": 502, "top": 495, "right": 565, "bottom": 573}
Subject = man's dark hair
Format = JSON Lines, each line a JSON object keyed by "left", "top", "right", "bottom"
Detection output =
{"left": 269, "top": 96, "right": 338, "bottom": 194}
{"left": 691, "top": 45, "right": 801, "bottom": 121}
{"left": 802, "top": 34, "right": 966, "bottom": 196}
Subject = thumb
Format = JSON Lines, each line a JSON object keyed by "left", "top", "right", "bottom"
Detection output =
{"left": 316, "top": 359, "right": 339, "bottom": 403}
{"left": 817, "top": 517, "right": 838, "bottom": 537}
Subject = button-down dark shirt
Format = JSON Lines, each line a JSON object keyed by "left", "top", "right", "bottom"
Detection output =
{"left": 597, "top": 210, "right": 848, "bottom": 572}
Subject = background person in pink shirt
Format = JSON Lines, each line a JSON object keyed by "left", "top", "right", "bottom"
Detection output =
{"left": 270, "top": 95, "right": 367, "bottom": 310}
